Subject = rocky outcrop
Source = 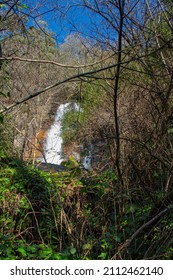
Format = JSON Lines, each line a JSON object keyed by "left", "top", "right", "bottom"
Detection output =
{"left": 35, "top": 162, "right": 66, "bottom": 172}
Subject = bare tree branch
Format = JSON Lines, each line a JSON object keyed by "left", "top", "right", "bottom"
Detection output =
{"left": 113, "top": 0, "right": 125, "bottom": 186}
{"left": 1, "top": 38, "right": 173, "bottom": 114}
{"left": 0, "top": 53, "right": 115, "bottom": 69}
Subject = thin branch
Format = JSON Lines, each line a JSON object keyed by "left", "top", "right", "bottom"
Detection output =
{"left": 1, "top": 39, "right": 172, "bottom": 114}
{"left": 127, "top": 205, "right": 173, "bottom": 248}
{"left": 113, "top": 0, "right": 125, "bottom": 186}
{"left": 1, "top": 0, "right": 20, "bottom": 21}
{"left": 112, "top": 205, "right": 173, "bottom": 259}
{"left": 0, "top": 62, "right": 121, "bottom": 113}
{"left": 24, "top": 195, "right": 44, "bottom": 244}
{"left": 145, "top": 0, "right": 171, "bottom": 76}
{"left": 0, "top": 53, "right": 115, "bottom": 69}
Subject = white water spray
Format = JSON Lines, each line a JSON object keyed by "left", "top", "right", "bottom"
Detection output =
{"left": 41, "top": 103, "right": 80, "bottom": 164}
{"left": 40, "top": 102, "right": 92, "bottom": 169}
{"left": 41, "top": 103, "right": 70, "bottom": 164}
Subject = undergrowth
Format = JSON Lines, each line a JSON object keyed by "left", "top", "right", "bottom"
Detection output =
{"left": 0, "top": 156, "right": 173, "bottom": 259}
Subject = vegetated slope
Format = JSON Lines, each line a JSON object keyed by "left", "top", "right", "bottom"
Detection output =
{"left": 0, "top": 153, "right": 173, "bottom": 260}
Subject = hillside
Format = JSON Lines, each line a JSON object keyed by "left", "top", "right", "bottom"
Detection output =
{"left": 1, "top": 0, "right": 173, "bottom": 260}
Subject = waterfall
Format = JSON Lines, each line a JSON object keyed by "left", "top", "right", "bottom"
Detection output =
{"left": 40, "top": 102, "right": 92, "bottom": 169}
{"left": 41, "top": 103, "right": 73, "bottom": 164}
{"left": 82, "top": 144, "right": 93, "bottom": 170}
{"left": 83, "top": 151, "right": 92, "bottom": 170}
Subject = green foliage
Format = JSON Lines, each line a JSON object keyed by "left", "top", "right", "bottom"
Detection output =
{"left": 61, "top": 156, "right": 81, "bottom": 178}
{"left": 80, "top": 82, "right": 105, "bottom": 109}
{"left": 0, "top": 148, "right": 173, "bottom": 260}
{"left": 0, "top": 156, "right": 119, "bottom": 259}
{"left": 0, "top": 235, "right": 77, "bottom": 260}
{"left": 61, "top": 83, "right": 106, "bottom": 144}
{"left": 61, "top": 109, "right": 82, "bottom": 144}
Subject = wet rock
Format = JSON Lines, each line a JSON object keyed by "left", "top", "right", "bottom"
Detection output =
{"left": 35, "top": 162, "right": 66, "bottom": 172}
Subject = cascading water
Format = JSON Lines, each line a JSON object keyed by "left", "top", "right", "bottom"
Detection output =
{"left": 41, "top": 102, "right": 80, "bottom": 165}
{"left": 41, "top": 103, "right": 71, "bottom": 164}
{"left": 40, "top": 102, "right": 92, "bottom": 170}
{"left": 83, "top": 151, "right": 92, "bottom": 170}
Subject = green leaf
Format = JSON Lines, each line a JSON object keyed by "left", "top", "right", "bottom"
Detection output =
{"left": 17, "top": 5, "right": 23, "bottom": 10}
{"left": 115, "top": 236, "right": 121, "bottom": 243}
{"left": 83, "top": 243, "right": 92, "bottom": 250}
{"left": 3, "top": 76, "right": 9, "bottom": 81}
{"left": 70, "top": 247, "right": 76, "bottom": 255}
{"left": 53, "top": 253, "right": 63, "bottom": 260}
{"left": 17, "top": 247, "right": 27, "bottom": 257}
{"left": 98, "top": 252, "right": 107, "bottom": 259}
{"left": 23, "top": 4, "right": 28, "bottom": 9}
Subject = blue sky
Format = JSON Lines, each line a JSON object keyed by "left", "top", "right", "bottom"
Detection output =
{"left": 24, "top": 0, "right": 97, "bottom": 44}
{"left": 23, "top": 0, "right": 149, "bottom": 48}
{"left": 2, "top": 0, "right": 157, "bottom": 45}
